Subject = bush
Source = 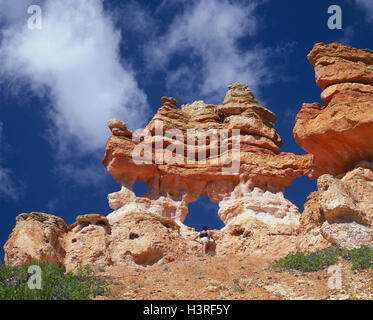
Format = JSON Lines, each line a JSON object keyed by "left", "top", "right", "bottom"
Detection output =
{"left": 272, "top": 245, "right": 373, "bottom": 272}
{"left": 272, "top": 246, "right": 342, "bottom": 272}
{"left": 346, "top": 245, "right": 373, "bottom": 270}
{"left": 0, "top": 261, "right": 111, "bottom": 300}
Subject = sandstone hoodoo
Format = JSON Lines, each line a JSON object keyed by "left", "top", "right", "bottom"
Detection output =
{"left": 294, "top": 42, "right": 373, "bottom": 251}
{"left": 103, "top": 82, "right": 311, "bottom": 230}
{"left": 102, "top": 82, "right": 314, "bottom": 258}
{"left": 294, "top": 42, "right": 373, "bottom": 177}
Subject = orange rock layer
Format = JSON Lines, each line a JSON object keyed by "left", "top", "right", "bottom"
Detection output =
{"left": 294, "top": 42, "right": 373, "bottom": 177}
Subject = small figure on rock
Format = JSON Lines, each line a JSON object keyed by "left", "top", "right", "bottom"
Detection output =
{"left": 193, "top": 226, "right": 215, "bottom": 256}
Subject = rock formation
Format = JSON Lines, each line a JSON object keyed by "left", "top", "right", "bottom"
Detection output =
{"left": 5, "top": 211, "right": 190, "bottom": 268}
{"left": 5, "top": 82, "right": 313, "bottom": 268}
{"left": 294, "top": 42, "right": 373, "bottom": 250}
{"left": 5, "top": 42, "right": 373, "bottom": 269}
{"left": 4, "top": 213, "right": 67, "bottom": 267}
{"left": 294, "top": 42, "right": 373, "bottom": 177}
{"left": 297, "top": 161, "right": 373, "bottom": 250}
{"left": 103, "top": 82, "right": 311, "bottom": 233}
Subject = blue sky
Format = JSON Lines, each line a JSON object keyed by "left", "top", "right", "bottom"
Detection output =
{"left": 0, "top": 0, "right": 372, "bottom": 263}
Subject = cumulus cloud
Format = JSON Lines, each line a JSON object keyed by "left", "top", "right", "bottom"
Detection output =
{"left": 0, "top": 0, "right": 151, "bottom": 184}
{"left": 146, "top": 0, "right": 270, "bottom": 103}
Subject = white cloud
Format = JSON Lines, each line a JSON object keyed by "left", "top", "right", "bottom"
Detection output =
{"left": 0, "top": 0, "right": 150, "bottom": 184}
{"left": 146, "top": 0, "right": 270, "bottom": 103}
{"left": 0, "top": 167, "right": 18, "bottom": 200}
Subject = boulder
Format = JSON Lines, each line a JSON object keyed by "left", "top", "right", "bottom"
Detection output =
{"left": 4, "top": 213, "right": 67, "bottom": 267}
{"left": 297, "top": 164, "right": 373, "bottom": 250}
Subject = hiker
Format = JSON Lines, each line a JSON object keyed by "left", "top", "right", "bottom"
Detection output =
{"left": 193, "top": 226, "right": 215, "bottom": 256}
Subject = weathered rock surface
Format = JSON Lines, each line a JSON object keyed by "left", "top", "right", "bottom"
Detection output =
{"left": 297, "top": 162, "right": 373, "bottom": 250}
{"left": 216, "top": 213, "right": 299, "bottom": 258}
{"left": 294, "top": 42, "right": 373, "bottom": 177}
{"left": 63, "top": 214, "right": 112, "bottom": 268}
{"left": 4, "top": 210, "right": 190, "bottom": 269}
{"left": 107, "top": 209, "right": 189, "bottom": 266}
{"left": 294, "top": 43, "right": 373, "bottom": 250}
{"left": 103, "top": 82, "right": 312, "bottom": 235}
{"left": 4, "top": 213, "right": 67, "bottom": 267}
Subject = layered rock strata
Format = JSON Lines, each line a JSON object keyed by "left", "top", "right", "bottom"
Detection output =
{"left": 103, "top": 82, "right": 312, "bottom": 234}
{"left": 294, "top": 42, "right": 373, "bottom": 177}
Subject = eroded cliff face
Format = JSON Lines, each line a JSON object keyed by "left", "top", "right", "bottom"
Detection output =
{"left": 5, "top": 42, "right": 373, "bottom": 269}
{"left": 297, "top": 161, "right": 373, "bottom": 250}
{"left": 293, "top": 42, "right": 373, "bottom": 250}
{"left": 294, "top": 42, "right": 373, "bottom": 177}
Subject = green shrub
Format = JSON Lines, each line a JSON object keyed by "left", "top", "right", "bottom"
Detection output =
{"left": 346, "top": 245, "right": 373, "bottom": 270}
{"left": 272, "top": 245, "right": 373, "bottom": 272}
{"left": 0, "top": 261, "right": 111, "bottom": 300}
{"left": 272, "top": 246, "right": 342, "bottom": 272}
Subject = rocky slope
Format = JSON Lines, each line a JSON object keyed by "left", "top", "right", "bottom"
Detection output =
{"left": 94, "top": 254, "right": 373, "bottom": 300}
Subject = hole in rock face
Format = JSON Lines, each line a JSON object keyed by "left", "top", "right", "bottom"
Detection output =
{"left": 230, "top": 227, "right": 251, "bottom": 237}
{"left": 80, "top": 222, "right": 90, "bottom": 229}
{"left": 129, "top": 232, "right": 140, "bottom": 240}
{"left": 133, "top": 181, "right": 148, "bottom": 197}
{"left": 231, "top": 228, "right": 245, "bottom": 236}
{"left": 183, "top": 196, "right": 225, "bottom": 231}
{"left": 96, "top": 220, "right": 107, "bottom": 226}
{"left": 161, "top": 222, "right": 171, "bottom": 229}
{"left": 284, "top": 176, "right": 317, "bottom": 213}
{"left": 72, "top": 239, "right": 77, "bottom": 243}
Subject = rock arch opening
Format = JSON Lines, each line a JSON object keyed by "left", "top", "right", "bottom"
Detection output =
{"left": 284, "top": 177, "right": 316, "bottom": 212}
{"left": 133, "top": 181, "right": 148, "bottom": 197}
{"left": 183, "top": 196, "right": 225, "bottom": 231}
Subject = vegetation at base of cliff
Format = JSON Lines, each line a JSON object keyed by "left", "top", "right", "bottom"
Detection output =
{"left": 0, "top": 261, "right": 111, "bottom": 300}
{"left": 347, "top": 245, "right": 373, "bottom": 270}
{"left": 272, "top": 245, "right": 373, "bottom": 272}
